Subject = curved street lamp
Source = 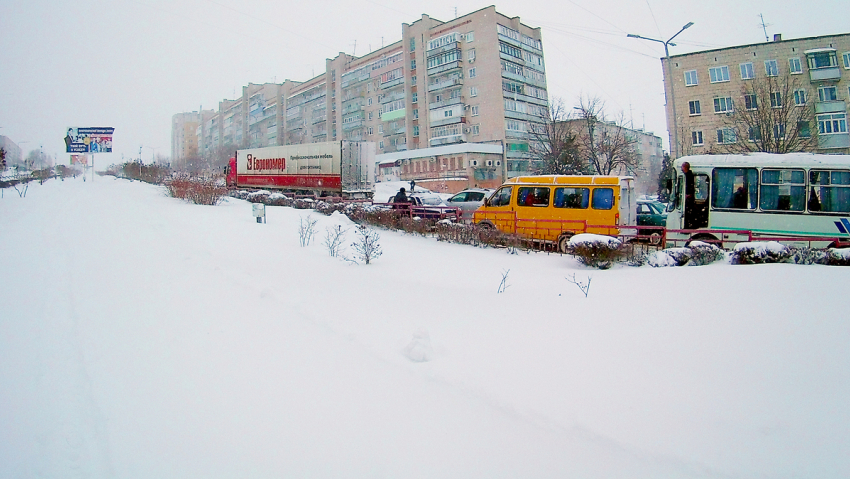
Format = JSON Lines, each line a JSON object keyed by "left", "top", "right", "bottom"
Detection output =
{"left": 628, "top": 22, "right": 694, "bottom": 158}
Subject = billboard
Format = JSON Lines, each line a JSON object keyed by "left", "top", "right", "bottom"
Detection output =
{"left": 65, "top": 127, "right": 114, "bottom": 153}
{"left": 71, "top": 155, "right": 88, "bottom": 166}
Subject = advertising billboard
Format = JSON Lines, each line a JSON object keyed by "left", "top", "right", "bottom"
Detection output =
{"left": 65, "top": 127, "right": 114, "bottom": 153}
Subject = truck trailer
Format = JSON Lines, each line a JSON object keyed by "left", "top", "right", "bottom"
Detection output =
{"left": 226, "top": 141, "right": 376, "bottom": 198}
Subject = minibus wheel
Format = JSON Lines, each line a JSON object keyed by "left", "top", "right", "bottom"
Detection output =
{"left": 557, "top": 233, "right": 574, "bottom": 254}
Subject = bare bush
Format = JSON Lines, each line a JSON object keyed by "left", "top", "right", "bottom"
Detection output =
{"left": 497, "top": 269, "right": 510, "bottom": 293}
{"left": 566, "top": 273, "right": 592, "bottom": 297}
{"left": 164, "top": 177, "right": 227, "bottom": 205}
{"left": 299, "top": 216, "right": 318, "bottom": 247}
{"left": 351, "top": 225, "right": 382, "bottom": 264}
{"left": 323, "top": 225, "right": 347, "bottom": 257}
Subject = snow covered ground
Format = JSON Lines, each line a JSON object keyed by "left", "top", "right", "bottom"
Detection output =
{"left": 1, "top": 176, "right": 848, "bottom": 478}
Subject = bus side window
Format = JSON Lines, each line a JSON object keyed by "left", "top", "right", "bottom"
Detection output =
{"left": 591, "top": 188, "right": 614, "bottom": 210}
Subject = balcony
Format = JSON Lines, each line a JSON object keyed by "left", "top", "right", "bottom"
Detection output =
{"left": 430, "top": 116, "right": 465, "bottom": 128}
{"left": 818, "top": 133, "right": 850, "bottom": 150}
{"left": 810, "top": 67, "right": 842, "bottom": 82}
{"left": 380, "top": 77, "right": 404, "bottom": 90}
{"left": 428, "top": 96, "right": 464, "bottom": 110}
{"left": 815, "top": 100, "right": 846, "bottom": 114}
{"left": 427, "top": 77, "right": 463, "bottom": 92}
{"left": 427, "top": 60, "right": 462, "bottom": 76}
{"left": 429, "top": 134, "right": 466, "bottom": 146}
{"left": 341, "top": 119, "right": 363, "bottom": 131}
{"left": 380, "top": 90, "right": 406, "bottom": 104}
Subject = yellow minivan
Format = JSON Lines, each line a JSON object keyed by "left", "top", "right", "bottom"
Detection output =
{"left": 473, "top": 175, "right": 636, "bottom": 252}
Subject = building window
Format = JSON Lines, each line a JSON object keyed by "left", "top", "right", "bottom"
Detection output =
{"left": 413, "top": 125, "right": 419, "bottom": 136}
{"left": 692, "top": 130, "right": 704, "bottom": 146}
{"left": 709, "top": 66, "right": 730, "bottom": 83}
{"left": 789, "top": 58, "right": 803, "bottom": 74}
{"left": 716, "top": 128, "right": 736, "bottom": 144}
{"left": 444, "top": 110, "right": 453, "bottom": 118}
{"left": 748, "top": 126, "right": 761, "bottom": 142}
{"left": 412, "top": 108, "right": 418, "bottom": 119}
{"left": 714, "top": 96, "right": 733, "bottom": 113}
{"left": 409, "top": 37, "right": 415, "bottom": 51}
{"left": 843, "top": 52, "right": 850, "bottom": 69}
{"left": 368, "top": 112, "right": 373, "bottom": 120}
{"left": 688, "top": 100, "right": 701, "bottom": 115}
{"left": 411, "top": 59, "right": 416, "bottom": 70}
{"left": 470, "top": 86, "right": 478, "bottom": 97}
{"left": 744, "top": 94, "right": 758, "bottom": 110}
{"left": 468, "top": 49, "right": 476, "bottom": 61}
{"left": 368, "top": 127, "right": 373, "bottom": 135}
{"left": 765, "top": 59, "right": 779, "bottom": 76}
{"left": 798, "top": 120, "right": 811, "bottom": 138}
{"left": 818, "top": 86, "right": 838, "bottom": 102}
{"left": 793, "top": 89, "right": 807, "bottom": 106}
{"left": 412, "top": 92, "right": 418, "bottom": 103}
{"left": 818, "top": 113, "right": 847, "bottom": 134}
{"left": 770, "top": 92, "right": 782, "bottom": 108}
{"left": 469, "top": 67, "right": 477, "bottom": 78}
{"left": 411, "top": 75, "right": 416, "bottom": 85}
{"left": 368, "top": 97, "right": 373, "bottom": 106}
{"left": 471, "top": 105, "right": 479, "bottom": 116}
{"left": 684, "top": 70, "right": 698, "bottom": 86}
{"left": 740, "top": 62, "right": 755, "bottom": 80}
{"left": 773, "top": 123, "right": 786, "bottom": 139}
{"left": 466, "top": 32, "right": 474, "bottom": 43}
{"left": 379, "top": 125, "right": 383, "bottom": 134}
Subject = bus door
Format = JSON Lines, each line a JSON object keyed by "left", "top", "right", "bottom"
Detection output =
{"left": 688, "top": 174, "right": 710, "bottom": 229}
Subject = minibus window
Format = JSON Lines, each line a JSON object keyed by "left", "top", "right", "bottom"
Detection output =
{"left": 517, "top": 187, "right": 550, "bottom": 207}
{"left": 591, "top": 188, "right": 614, "bottom": 210}
{"left": 490, "top": 186, "right": 513, "bottom": 207}
{"left": 553, "top": 187, "right": 589, "bottom": 208}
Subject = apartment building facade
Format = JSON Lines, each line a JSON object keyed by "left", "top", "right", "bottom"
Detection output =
{"left": 662, "top": 33, "right": 850, "bottom": 157}
{"left": 177, "top": 6, "right": 549, "bottom": 189}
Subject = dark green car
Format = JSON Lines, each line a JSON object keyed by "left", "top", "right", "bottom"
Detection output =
{"left": 637, "top": 200, "right": 667, "bottom": 244}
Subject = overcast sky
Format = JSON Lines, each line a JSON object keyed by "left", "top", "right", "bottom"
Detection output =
{"left": 1, "top": 0, "right": 847, "bottom": 166}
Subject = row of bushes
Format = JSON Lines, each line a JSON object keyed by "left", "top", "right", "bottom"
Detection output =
{"left": 233, "top": 189, "right": 850, "bottom": 269}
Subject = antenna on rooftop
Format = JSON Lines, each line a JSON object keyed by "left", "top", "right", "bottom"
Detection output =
{"left": 758, "top": 14, "right": 772, "bottom": 42}
{"left": 351, "top": 40, "right": 357, "bottom": 56}
{"left": 454, "top": 7, "right": 458, "bottom": 19}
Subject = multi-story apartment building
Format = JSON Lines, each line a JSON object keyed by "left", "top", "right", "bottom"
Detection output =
{"left": 0, "top": 135, "right": 23, "bottom": 167}
{"left": 663, "top": 33, "right": 850, "bottom": 158}
{"left": 176, "top": 6, "right": 549, "bottom": 191}
{"left": 171, "top": 111, "right": 213, "bottom": 165}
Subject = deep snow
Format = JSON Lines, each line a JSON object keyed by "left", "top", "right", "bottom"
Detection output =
{"left": 1, "top": 176, "right": 848, "bottom": 478}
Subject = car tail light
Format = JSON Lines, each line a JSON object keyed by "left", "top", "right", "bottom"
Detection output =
{"left": 615, "top": 212, "right": 620, "bottom": 225}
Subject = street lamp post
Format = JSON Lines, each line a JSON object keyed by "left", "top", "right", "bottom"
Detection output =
{"left": 627, "top": 22, "right": 694, "bottom": 159}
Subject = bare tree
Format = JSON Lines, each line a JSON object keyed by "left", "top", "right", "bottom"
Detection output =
{"left": 720, "top": 73, "right": 817, "bottom": 153}
{"left": 528, "top": 98, "right": 583, "bottom": 174}
{"left": 574, "top": 96, "right": 640, "bottom": 176}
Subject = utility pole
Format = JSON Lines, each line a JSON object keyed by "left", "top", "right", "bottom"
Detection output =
{"left": 627, "top": 22, "right": 694, "bottom": 159}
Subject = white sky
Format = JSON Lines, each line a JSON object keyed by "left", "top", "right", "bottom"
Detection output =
{"left": 1, "top": 0, "right": 847, "bottom": 165}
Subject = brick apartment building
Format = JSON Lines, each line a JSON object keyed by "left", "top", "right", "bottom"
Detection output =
{"left": 662, "top": 33, "right": 850, "bottom": 158}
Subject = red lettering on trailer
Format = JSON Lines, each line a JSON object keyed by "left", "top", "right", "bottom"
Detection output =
{"left": 246, "top": 154, "right": 285, "bottom": 171}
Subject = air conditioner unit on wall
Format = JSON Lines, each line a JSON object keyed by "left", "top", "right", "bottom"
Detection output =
{"left": 486, "top": 160, "right": 493, "bottom": 167}
{"left": 495, "top": 160, "right": 501, "bottom": 166}
{"left": 463, "top": 127, "right": 471, "bottom": 133}
{"left": 403, "top": 159, "right": 410, "bottom": 165}
{"left": 471, "top": 160, "right": 479, "bottom": 167}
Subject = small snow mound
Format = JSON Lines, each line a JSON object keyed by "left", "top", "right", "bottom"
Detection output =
{"left": 569, "top": 233, "right": 621, "bottom": 248}
{"left": 734, "top": 241, "right": 787, "bottom": 254}
{"left": 403, "top": 330, "right": 433, "bottom": 363}
{"left": 647, "top": 251, "right": 678, "bottom": 267}
{"left": 830, "top": 248, "right": 850, "bottom": 260}
{"left": 268, "top": 192, "right": 289, "bottom": 201}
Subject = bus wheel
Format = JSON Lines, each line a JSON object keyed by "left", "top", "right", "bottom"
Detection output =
{"left": 687, "top": 233, "right": 718, "bottom": 247}
{"left": 649, "top": 231, "right": 663, "bottom": 245}
{"left": 558, "top": 233, "right": 574, "bottom": 254}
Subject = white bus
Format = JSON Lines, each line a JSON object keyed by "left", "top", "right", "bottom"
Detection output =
{"left": 666, "top": 153, "right": 850, "bottom": 248}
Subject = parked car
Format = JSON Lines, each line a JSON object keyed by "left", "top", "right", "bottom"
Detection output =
{"left": 445, "top": 188, "right": 494, "bottom": 222}
{"left": 636, "top": 199, "right": 667, "bottom": 244}
{"left": 387, "top": 194, "right": 459, "bottom": 220}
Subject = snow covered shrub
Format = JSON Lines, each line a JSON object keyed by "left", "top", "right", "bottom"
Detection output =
{"left": 687, "top": 241, "right": 725, "bottom": 266}
{"left": 789, "top": 247, "right": 830, "bottom": 265}
{"left": 731, "top": 241, "right": 792, "bottom": 265}
{"left": 828, "top": 248, "right": 850, "bottom": 266}
{"left": 351, "top": 226, "right": 382, "bottom": 264}
{"left": 314, "top": 200, "right": 345, "bottom": 216}
{"left": 267, "top": 193, "right": 291, "bottom": 207}
{"left": 647, "top": 250, "right": 680, "bottom": 267}
{"left": 662, "top": 247, "right": 693, "bottom": 266}
{"left": 292, "top": 198, "right": 314, "bottom": 210}
{"left": 228, "top": 189, "right": 250, "bottom": 200}
{"left": 566, "top": 234, "right": 624, "bottom": 269}
{"left": 247, "top": 190, "right": 271, "bottom": 203}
